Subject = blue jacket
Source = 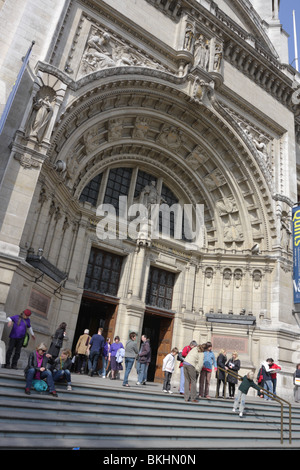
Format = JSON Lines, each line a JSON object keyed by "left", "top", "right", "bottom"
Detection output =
{"left": 202, "top": 350, "right": 217, "bottom": 371}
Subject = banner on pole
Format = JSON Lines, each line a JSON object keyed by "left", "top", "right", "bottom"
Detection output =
{"left": 0, "top": 41, "right": 35, "bottom": 135}
{"left": 292, "top": 205, "right": 300, "bottom": 303}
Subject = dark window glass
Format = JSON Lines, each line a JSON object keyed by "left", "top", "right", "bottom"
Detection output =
{"left": 84, "top": 248, "right": 123, "bottom": 296}
{"left": 145, "top": 267, "right": 175, "bottom": 310}
{"left": 79, "top": 173, "right": 102, "bottom": 207}
{"left": 103, "top": 167, "right": 132, "bottom": 214}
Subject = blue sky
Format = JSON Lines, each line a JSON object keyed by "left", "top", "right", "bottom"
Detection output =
{"left": 279, "top": 0, "right": 299, "bottom": 67}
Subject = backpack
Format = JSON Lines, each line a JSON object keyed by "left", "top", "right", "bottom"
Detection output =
{"left": 32, "top": 380, "right": 48, "bottom": 392}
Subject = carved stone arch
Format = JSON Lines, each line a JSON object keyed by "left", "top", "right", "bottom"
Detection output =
{"left": 47, "top": 73, "right": 275, "bottom": 251}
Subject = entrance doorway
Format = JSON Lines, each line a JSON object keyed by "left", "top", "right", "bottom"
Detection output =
{"left": 142, "top": 311, "right": 174, "bottom": 383}
{"left": 72, "top": 295, "right": 118, "bottom": 351}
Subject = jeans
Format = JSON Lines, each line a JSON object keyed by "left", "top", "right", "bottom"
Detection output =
{"left": 163, "top": 371, "right": 172, "bottom": 391}
{"left": 264, "top": 379, "right": 273, "bottom": 400}
{"left": 25, "top": 368, "right": 55, "bottom": 392}
{"left": 137, "top": 362, "right": 148, "bottom": 383}
{"left": 233, "top": 390, "right": 246, "bottom": 414}
{"left": 53, "top": 369, "right": 72, "bottom": 385}
{"left": 88, "top": 351, "right": 100, "bottom": 375}
{"left": 179, "top": 366, "right": 185, "bottom": 393}
{"left": 123, "top": 357, "right": 135, "bottom": 385}
{"left": 99, "top": 356, "right": 108, "bottom": 376}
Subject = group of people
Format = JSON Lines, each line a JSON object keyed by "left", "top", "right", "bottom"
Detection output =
{"left": 4, "top": 309, "right": 300, "bottom": 410}
{"left": 74, "top": 328, "right": 152, "bottom": 387}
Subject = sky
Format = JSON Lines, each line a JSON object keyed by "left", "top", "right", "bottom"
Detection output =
{"left": 279, "top": 0, "right": 300, "bottom": 68}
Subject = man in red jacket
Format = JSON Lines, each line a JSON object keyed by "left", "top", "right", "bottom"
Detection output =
{"left": 267, "top": 358, "right": 281, "bottom": 396}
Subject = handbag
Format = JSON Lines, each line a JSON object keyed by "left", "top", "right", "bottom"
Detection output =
{"left": 177, "top": 351, "right": 184, "bottom": 362}
{"left": 23, "top": 332, "right": 30, "bottom": 348}
{"left": 295, "top": 377, "right": 300, "bottom": 386}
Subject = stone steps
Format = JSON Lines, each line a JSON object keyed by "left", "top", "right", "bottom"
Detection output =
{"left": 0, "top": 370, "right": 296, "bottom": 449}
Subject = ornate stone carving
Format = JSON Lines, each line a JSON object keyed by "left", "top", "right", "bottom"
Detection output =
{"left": 108, "top": 118, "right": 124, "bottom": 141}
{"left": 157, "top": 125, "right": 183, "bottom": 149}
{"left": 13, "top": 153, "right": 40, "bottom": 169}
{"left": 78, "top": 26, "right": 165, "bottom": 77}
{"left": 204, "top": 168, "right": 226, "bottom": 190}
{"left": 133, "top": 117, "right": 151, "bottom": 139}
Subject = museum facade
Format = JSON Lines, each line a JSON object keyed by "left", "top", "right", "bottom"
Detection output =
{"left": 1, "top": 0, "right": 300, "bottom": 395}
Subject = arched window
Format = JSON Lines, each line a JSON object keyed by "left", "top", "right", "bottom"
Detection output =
{"left": 79, "top": 166, "right": 187, "bottom": 240}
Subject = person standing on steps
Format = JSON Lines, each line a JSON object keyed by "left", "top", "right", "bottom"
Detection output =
{"left": 183, "top": 344, "right": 204, "bottom": 403}
{"left": 216, "top": 349, "right": 227, "bottom": 398}
{"left": 123, "top": 332, "right": 139, "bottom": 387}
{"left": 226, "top": 351, "right": 241, "bottom": 398}
{"left": 5, "top": 309, "right": 35, "bottom": 369}
{"left": 75, "top": 329, "right": 91, "bottom": 374}
{"left": 109, "top": 336, "right": 124, "bottom": 380}
{"left": 178, "top": 340, "right": 197, "bottom": 395}
{"left": 199, "top": 341, "right": 217, "bottom": 398}
{"left": 162, "top": 347, "right": 179, "bottom": 394}
{"left": 87, "top": 328, "right": 105, "bottom": 377}
{"left": 48, "top": 322, "right": 67, "bottom": 360}
{"left": 136, "top": 334, "right": 151, "bottom": 385}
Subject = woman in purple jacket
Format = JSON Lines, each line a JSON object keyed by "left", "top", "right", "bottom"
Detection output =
{"left": 109, "top": 336, "right": 124, "bottom": 380}
{"left": 5, "top": 309, "right": 35, "bottom": 369}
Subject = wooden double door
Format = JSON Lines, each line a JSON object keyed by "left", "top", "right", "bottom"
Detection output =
{"left": 72, "top": 293, "right": 118, "bottom": 350}
{"left": 142, "top": 310, "right": 174, "bottom": 383}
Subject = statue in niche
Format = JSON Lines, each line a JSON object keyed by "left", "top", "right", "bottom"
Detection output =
{"left": 26, "top": 89, "right": 55, "bottom": 143}
{"left": 137, "top": 181, "right": 166, "bottom": 211}
{"left": 223, "top": 268, "right": 232, "bottom": 287}
{"left": 213, "top": 43, "right": 223, "bottom": 72}
{"left": 205, "top": 267, "right": 213, "bottom": 286}
{"left": 194, "top": 35, "right": 210, "bottom": 71}
{"left": 234, "top": 269, "right": 243, "bottom": 288}
{"left": 184, "top": 23, "right": 194, "bottom": 51}
{"left": 253, "top": 270, "right": 262, "bottom": 289}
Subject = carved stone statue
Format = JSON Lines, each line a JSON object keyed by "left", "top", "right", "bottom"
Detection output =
{"left": 194, "top": 35, "right": 210, "bottom": 71}
{"left": 136, "top": 181, "right": 166, "bottom": 210}
{"left": 26, "top": 90, "right": 55, "bottom": 143}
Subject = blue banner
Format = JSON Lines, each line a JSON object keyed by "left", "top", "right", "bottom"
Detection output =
{"left": 293, "top": 205, "right": 300, "bottom": 303}
{"left": 0, "top": 41, "right": 34, "bottom": 135}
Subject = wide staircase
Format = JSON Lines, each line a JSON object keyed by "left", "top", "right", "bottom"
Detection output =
{"left": 0, "top": 370, "right": 298, "bottom": 450}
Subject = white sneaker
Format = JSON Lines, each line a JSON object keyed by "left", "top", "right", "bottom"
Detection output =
{"left": 168, "top": 390, "right": 173, "bottom": 394}
{"left": 136, "top": 382, "right": 141, "bottom": 385}
{"left": 102, "top": 375, "right": 105, "bottom": 378}
{"left": 163, "top": 389, "right": 168, "bottom": 393}
{"left": 239, "top": 412, "right": 243, "bottom": 417}
{"left": 67, "top": 385, "right": 72, "bottom": 391}
{"left": 232, "top": 408, "right": 236, "bottom": 412}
